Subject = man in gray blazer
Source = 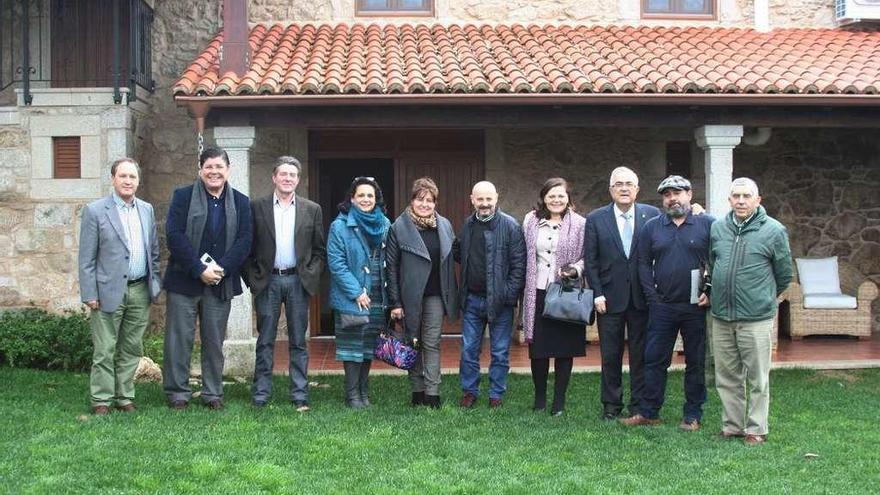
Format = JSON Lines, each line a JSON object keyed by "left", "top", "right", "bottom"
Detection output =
{"left": 244, "top": 156, "right": 325, "bottom": 411}
{"left": 78, "top": 158, "right": 161, "bottom": 415}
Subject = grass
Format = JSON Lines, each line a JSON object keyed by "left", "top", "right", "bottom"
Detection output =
{"left": 1, "top": 367, "right": 879, "bottom": 494}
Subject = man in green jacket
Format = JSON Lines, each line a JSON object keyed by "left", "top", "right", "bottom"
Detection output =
{"left": 709, "top": 177, "right": 792, "bottom": 446}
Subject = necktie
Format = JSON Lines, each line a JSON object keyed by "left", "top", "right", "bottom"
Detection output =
{"left": 621, "top": 213, "right": 633, "bottom": 258}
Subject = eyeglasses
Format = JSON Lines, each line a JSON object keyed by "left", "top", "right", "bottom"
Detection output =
{"left": 611, "top": 181, "right": 636, "bottom": 189}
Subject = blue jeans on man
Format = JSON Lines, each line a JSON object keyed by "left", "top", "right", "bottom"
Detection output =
{"left": 460, "top": 294, "right": 514, "bottom": 400}
{"left": 253, "top": 273, "right": 310, "bottom": 403}
{"left": 640, "top": 302, "right": 706, "bottom": 422}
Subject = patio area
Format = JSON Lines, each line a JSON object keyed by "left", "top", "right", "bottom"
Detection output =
{"left": 274, "top": 331, "right": 880, "bottom": 375}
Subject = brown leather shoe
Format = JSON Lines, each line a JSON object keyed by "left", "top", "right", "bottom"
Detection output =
{"left": 459, "top": 393, "right": 477, "bottom": 409}
{"left": 619, "top": 414, "right": 661, "bottom": 426}
{"left": 91, "top": 405, "right": 110, "bottom": 415}
{"left": 169, "top": 400, "right": 189, "bottom": 410}
{"left": 744, "top": 434, "right": 767, "bottom": 445}
{"left": 204, "top": 399, "right": 224, "bottom": 411}
{"left": 719, "top": 430, "right": 745, "bottom": 439}
{"left": 115, "top": 403, "right": 136, "bottom": 413}
{"left": 678, "top": 419, "right": 700, "bottom": 432}
{"left": 489, "top": 398, "right": 503, "bottom": 409}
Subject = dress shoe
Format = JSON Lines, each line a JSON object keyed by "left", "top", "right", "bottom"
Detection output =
{"left": 115, "top": 403, "right": 136, "bottom": 413}
{"left": 678, "top": 419, "right": 700, "bottom": 432}
{"left": 744, "top": 434, "right": 767, "bottom": 446}
{"left": 252, "top": 399, "right": 267, "bottom": 408}
{"left": 204, "top": 399, "right": 224, "bottom": 411}
{"left": 619, "top": 414, "right": 661, "bottom": 426}
{"left": 602, "top": 412, "right": 620, "bottom": 421}
{"left": 489, "top": 398, "right": 503, "bottom": 409}
{"left": 459, "top": 393, "right": 477, "bottom": 409}
{"left": 424, "top": 395, "right": 441, "bottom": 409}
{"left": 411, "top": 391, "right": 426, "bottom": 407}
{"left": 718, "top": 430, "right": 746, "bottom": 439}
{"left": 293, "top": 400, "right": 311, "bottom": 412}
{"left": 551, "top": 409, "right": 564, "bottom": 418}
{"left": 533, "top": 397, "right": 547, "bottom": 412}
{"left": 91, "top": 405, "right": 110, "bottom": 415}
{"left": 169, "top": 400, "right": 189, "bottom": 410}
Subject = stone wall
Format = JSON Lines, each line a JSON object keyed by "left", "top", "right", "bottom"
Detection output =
{"left": 248, "top": 0, "right": 838, "bottom": 27}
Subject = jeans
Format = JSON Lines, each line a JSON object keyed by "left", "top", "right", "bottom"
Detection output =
{"left": 253, "top": 273, "right": 310, "bottom": 403}
{"left": 459, "top": 294, "right": 514, "bottom": 400}
{"left": 640, "top": 302, "right": 706, "bottom": 421}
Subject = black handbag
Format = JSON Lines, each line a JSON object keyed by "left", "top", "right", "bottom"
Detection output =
{"left": 542, "top": 278, "right": 595, "bottom": 326}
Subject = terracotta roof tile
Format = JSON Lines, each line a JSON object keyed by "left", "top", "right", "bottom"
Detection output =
{"left": 174, "top": 23, "right": 880, "bottom": 97}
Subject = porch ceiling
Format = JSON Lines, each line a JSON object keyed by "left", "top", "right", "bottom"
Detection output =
{"left": 174, "top": 23, "right": 880, "bottom": 107}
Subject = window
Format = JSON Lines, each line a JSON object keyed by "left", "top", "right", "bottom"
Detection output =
{"left": 356, "top": 0, "right": 433, "bottom": 16}
{"left": 53, "top": 136, "right": 81, "bottom": 178}
{"left": 665, "top": 141, "right": 692, "bottom": 178}
{"left": 643, "top": 0, "right": 714, "bottom": 18}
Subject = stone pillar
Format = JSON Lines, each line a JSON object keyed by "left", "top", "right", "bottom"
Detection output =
{"left": 214, "top": 125, "right": 256, "bottom": 377}
{"left": 695, "top": 125, "right": 743, "bottom": 217}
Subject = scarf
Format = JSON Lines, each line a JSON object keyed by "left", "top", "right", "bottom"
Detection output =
{"left": 187, "top": 180, "right": 237, "bottom": 301}
{"left": 349, "top": 205, "right": 388, "bottom": 248}
{"left": 522, "top": 209, "right": 586, "bottom": 342}
{"left": 406, "top": 206, "right": 437, "bottom": 230}
{"left": 476, "top": 210, "right": 496, "bottom": 223}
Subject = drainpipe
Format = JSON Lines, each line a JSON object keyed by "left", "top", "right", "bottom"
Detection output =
{"left": 219, "top": 0, "right": 250, "bottom": 78}
{"left": 755, "top": 0, "right": 770, "bottom": 32}
{"left": 20, "top": 0, "right": 31, "bottom": 105}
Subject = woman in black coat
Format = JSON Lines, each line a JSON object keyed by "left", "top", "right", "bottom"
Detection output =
{"left": 386, "top": 177, "right": 459, "bottom": 408}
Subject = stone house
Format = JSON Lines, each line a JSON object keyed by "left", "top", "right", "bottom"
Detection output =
{"left": 0, "top": 0, "right": 877, "bottom": 374}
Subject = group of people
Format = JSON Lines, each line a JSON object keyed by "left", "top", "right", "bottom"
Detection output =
{"left": 78, "top": 146, "right": 792, "bottom": 446}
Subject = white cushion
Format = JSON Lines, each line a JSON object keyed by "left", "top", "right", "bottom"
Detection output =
{"left": 796, "top": 257, "right": 841, "bottom": 295}
{"left": 803, "top": 293, "right": 857, "bottom": 309}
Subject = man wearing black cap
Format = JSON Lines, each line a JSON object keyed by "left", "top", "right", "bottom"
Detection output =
{"left": 622, "top": 175, "right": 714, "bottom": 431}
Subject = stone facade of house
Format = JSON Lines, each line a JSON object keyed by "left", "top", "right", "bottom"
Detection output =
{"left": 0, "top": 0, "right": 876, "bottom": 335}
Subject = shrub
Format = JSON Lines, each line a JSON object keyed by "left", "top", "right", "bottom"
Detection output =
{"left": 0, "top": 308, "right": 93, "bottom": 371}
{"left": 143, "top": 331, "right": 164, "bottom": 366}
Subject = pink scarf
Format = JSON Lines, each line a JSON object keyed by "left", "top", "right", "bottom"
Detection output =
{"left": 522, "top": 209, "right": 586, "bottom": 342}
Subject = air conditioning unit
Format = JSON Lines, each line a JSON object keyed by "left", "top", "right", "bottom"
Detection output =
{"left": 836, "top": 0, "right": 880, "bottom": 24}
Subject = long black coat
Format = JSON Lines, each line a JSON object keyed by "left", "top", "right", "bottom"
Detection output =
{"left": 385, "top": 212, "right": 459, "bottom": 338}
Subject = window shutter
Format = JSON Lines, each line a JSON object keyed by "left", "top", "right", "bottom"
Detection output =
{"left": 53, "top": 136, "right": 81, "bottom": 179}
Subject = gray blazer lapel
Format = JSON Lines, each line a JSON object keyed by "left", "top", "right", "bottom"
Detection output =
{"left": 136, "top": 198, "right": 151, "bottom": 253}
{"left": 104, "top": 196, "right": 130, "bottom": 252}
{"left": 399, "top": 215, "right": 431, "bottom": 260}
{"left": 293, "top": 195, "right": 306, "bottom": 245}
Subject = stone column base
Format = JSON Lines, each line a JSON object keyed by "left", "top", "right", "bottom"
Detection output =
{"left": 223, "top": 338, "right": 256, "bottom": 378}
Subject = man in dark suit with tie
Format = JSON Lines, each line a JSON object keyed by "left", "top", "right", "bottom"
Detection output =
{"left": 78, "top": 158, "right": 161, "bottom": 415}
{"left": 244, "top": 156, "right": 325, "bottom": 411}
{"left": 584, "top": 166, "right": 660, "bottom": 420}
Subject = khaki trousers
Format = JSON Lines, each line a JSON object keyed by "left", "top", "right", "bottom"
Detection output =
{"left": 89, "top": 281, "right": 150, "bottom": 407}
{"left": 711, "top": 316, "right": 773, "bottom": 436}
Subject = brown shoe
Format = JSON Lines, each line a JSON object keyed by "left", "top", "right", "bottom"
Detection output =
{"left": 204, "top": 399, "right": 224, "bottom": 411}
{"left": 744, "top": 434, "right": 767, "bottom": 446}
{"left": 619, "top": 414, "right": 661, "bottom": 426}
{"left": 169, "top": 400, "right": 189, "bottom": 410}
{"left": 719, "top": 430, "right": 745, "bottom": 439}
{"left": 115, "top": 403, "right": 136, "bottom": 413}
{"left": 678, "top": 419, "right": 700, "bottom": 432}
{"left": 459, "top": 393, "right": 477, "bottom": 409}
{"left": 91, "top": 405, "right": 110, "bottom": 416}
{"left": 489, "top": 398, "right": 503, "bottom": 409}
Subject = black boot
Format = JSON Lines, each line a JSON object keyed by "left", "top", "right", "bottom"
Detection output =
{"left": 411, "top": 391, "right": 426, "bottom": 407}
{"left": 531, "top": 358, "right": 549, "bottom": 412}
{"left": 344, "top": 361, "right": 365, "bottom": 409}
{"left": 424, "top": 395, "right": 442, "bottom": 409}
{"left": 359, "top": 360, "right": 372, "bottom": 407}
{"left": 551, "top": 358, "right": 573, "bottom": 416}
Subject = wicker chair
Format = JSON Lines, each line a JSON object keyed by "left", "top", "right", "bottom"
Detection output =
{"left": 787, "top": 257, "right": 878, "bottom": 340}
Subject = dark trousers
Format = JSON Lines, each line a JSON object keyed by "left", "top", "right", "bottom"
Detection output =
{"left": 253, "top": 273, "right": 310, "bottom": 403}
{"left": 163, "top": 287, "right": 231, "bottom": 403}
{"left": 641, "top": 303, "right": 706, "bottom": 421}
{"left": 597, "top": 304, "right": 647, "bottom": 416}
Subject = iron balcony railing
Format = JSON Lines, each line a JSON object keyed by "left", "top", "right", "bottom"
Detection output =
{"left": 0, "top": 0, "right": 155, "bottom": 105}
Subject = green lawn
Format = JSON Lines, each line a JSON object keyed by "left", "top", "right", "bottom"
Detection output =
{"left": 1, "top": 367, "right": 878, "bottom": 494}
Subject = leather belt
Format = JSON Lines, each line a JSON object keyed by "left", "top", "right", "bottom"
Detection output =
{"left": 272, "top": 267, "right": 297, "bottom": 275}
{"left": 127, "top": 276, "right": 146, "bottom": 285}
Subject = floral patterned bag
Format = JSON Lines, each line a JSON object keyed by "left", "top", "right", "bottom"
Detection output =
{"left": 374, "top": 319, "right": 419, "bottom": 370}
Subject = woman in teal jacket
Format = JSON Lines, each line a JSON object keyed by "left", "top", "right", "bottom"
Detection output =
{"left": 327, "top": 176, "right": 391, "bottom": 408}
